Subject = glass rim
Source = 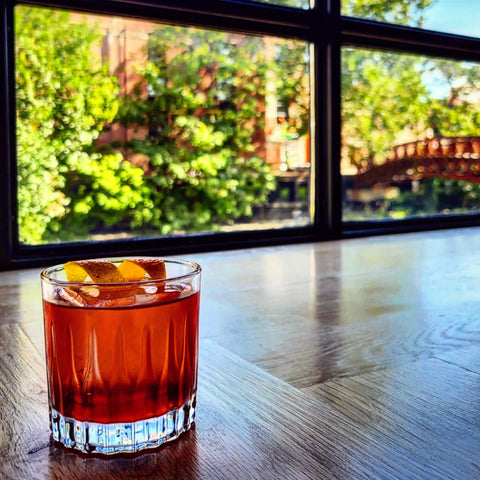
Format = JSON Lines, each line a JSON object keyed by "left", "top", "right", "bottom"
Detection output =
{"left": 40, "top": 257, "right": 201, "bottom": 287}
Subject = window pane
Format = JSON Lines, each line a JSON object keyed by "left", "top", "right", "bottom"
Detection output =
{"left": 342, "top": 0, "right": 480, "bottom": 38}
{"left": 342, "top": 47, "right": 480, "bottom": 221}
{"left": 15, "top": 6, "right": 312, "bottom": 245}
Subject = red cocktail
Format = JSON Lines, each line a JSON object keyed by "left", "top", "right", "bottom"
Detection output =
{"left": 41, "top": 258, "right": 201, "bottom": 455}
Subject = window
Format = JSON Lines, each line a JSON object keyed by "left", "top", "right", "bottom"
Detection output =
{"left": 342, "top": 48, "right": 480, "bottom": 222}
{"left": 15, "top": 6, "right": 312, "bottom": 246}
{"left": 2, "top": 0, "right": 480, "bottom": 268}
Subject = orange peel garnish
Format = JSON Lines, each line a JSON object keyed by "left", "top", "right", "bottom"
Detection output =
{"left": 64, "top": 260, "right": 127, "bottom": 283}
{"left": 64, "top": 258, "right": 167, "bottom": 283}
{"left": 119, "top": 258, "right": 166, "bottom": 281}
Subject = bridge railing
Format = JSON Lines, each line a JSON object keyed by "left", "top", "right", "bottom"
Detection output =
{"left": 387, "top": 137, "right": 480, "bottom": 164}
{"left": 354, "top": 136, "right": 480, "bottom": 186}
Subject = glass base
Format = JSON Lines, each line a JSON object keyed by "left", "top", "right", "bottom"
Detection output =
{"left": 50, "top": 396, "right": 196, "bottom": 455}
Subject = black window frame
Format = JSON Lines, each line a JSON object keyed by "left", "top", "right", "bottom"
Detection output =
{"left": 1, "top": 0, "right": 480, "bottom": 270}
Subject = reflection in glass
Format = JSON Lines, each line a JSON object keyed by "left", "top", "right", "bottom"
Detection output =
{"left": 242, "top": 0, "right": 309, "bottom": 9}
{"left": 342, "top": 47, "right": 480, "bottom": 221}
{"left": 15, "top": 6, "right": 311, "bottom": 245}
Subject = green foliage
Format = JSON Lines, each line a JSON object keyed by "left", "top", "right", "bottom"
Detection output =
{"left": 16, "top": 128, "right": 61, "bottom": 244}
{"left": 116, "top": 26, "right": 277, "bottom": 234}
{"left": 16, "top": 7, "right": 146, "bottom": 243}
{"left": 48, "top": 153, "right": 151, "bottom": 238}
{"left": 388, "top": 179, "right": 480, "bottom": 216}
{"left": 342, "top": 0, "right": 435, "bottom": 26}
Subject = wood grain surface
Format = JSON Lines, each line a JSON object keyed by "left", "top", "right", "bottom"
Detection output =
{"left": 2, "top": 227, "right": 480, "bottom": 478}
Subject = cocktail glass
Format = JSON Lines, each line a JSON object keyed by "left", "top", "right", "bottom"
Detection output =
{"left": 41, "top": 258, "right": 201, "bottom": 455}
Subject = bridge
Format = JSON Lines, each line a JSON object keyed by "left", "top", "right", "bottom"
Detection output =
{"left": 354, "top": 136, "right": 480, "bottom": 187}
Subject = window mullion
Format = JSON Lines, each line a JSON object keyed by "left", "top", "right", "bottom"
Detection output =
{"left": 0, "top": 2, "right": 14, "bottom": 269}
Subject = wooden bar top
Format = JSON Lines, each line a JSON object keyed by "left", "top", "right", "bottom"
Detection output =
{"left": 3, "top": 227, "right": 480, "bottom": 478}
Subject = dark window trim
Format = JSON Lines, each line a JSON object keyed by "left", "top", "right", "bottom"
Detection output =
{"left": 2, "top": 0, "right": 480, "bottom": 270}
{"left": 0, "top": 4, "right": 14, "bottom": 268}
{"left": 342, "top": 16, "right": 480, "bottom": 61}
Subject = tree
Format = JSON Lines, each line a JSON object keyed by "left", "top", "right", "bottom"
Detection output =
{"left": 273, "top": 40, "right": 310, "bottom": 137}
{"left": 426, "top": 60, "right": 480, "bottom": 137}
{"left": 342, "top": 0, "right": 434, "bottom": 25}
{"left": 341, "top": 0, "right": 436, "bottom": 169}
{"left": 342, "top": 50, "right": 431, "bottom": 168}
{"left": 116, "top": 26, "right": 277, "bottom": 234}
{"left": 16, "top": 6, "right": 147, "bottom": 243}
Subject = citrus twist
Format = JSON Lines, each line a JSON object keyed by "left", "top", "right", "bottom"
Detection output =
{"left": 64, "top": 258, "right": 167, "bottom": 283}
